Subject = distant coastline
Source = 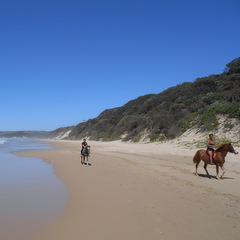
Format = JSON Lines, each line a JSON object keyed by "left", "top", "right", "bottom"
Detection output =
{"left": 0, "top": 131, "right": 49, "bottom": 139}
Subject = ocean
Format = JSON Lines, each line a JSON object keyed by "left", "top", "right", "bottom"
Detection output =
{"left": 0, "top": 138, "right": 67, "bottom": 240}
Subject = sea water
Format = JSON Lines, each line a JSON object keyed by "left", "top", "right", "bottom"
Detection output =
{"left": 0, "top": 138, "right": 67, "bottom": 240}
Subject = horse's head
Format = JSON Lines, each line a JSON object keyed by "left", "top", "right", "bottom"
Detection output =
{"left": 227, "top": 143, "right": 238, "bottom": 154}
{"left": 233, "top": 146, "right": 239, "bottom": 155}
{"left": 216, "top": 142, "right": 238, "bottom": 154}
{"left": 87, "top": 145, "right": 90, "bottom": 153}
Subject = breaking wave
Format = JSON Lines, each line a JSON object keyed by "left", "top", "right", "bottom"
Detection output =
{"left": 0, "top": 139, "right": 7, "bottom": 145}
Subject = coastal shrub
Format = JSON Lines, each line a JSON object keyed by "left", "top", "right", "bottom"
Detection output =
{"left": 193, "top": 77, "right": 216, "bottom": 93}
{"left": 199, "top": 102, "right": 237, "bottom": 131}
{"left": 200, "top": 108, "right": 218, "bottom": 131}
{"left": 225, "top": 57, "right": 240, "bottom": 74}
{"left": 224, "top": 123, "right": 234, "bottom": 129}
{"left": 132, "top": 132, "right": 145, "bottom": 142}
{"left": 149, "top": 133, "right": 159, "bottom": 142}
{"left": 123, "top": 128, "right": 141, "bottom": 141}
{"left": 177, "top": 112, "right": 199, "bottom": 131}
{"left": 166, "top": 125, "right": 181, "bottom": 138}
{"left": 229, "top": 103, "right": 240, "bottom": 119}
{"left": 50, "top": 57, "right": 240, "bottom": 142}
{"left": 149, "top": 133, "right": 166, "bottom": 142}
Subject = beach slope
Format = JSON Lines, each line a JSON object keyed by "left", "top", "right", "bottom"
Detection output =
{"left": 17, "top": 140, "right": 240, "bottom": 240}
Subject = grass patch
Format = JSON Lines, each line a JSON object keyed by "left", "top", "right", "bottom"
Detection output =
{"left": 149, "top": 134, "right": 166, "bottom": 142}
{"left": 132, "top": 133, "right": 144, "bottom": 142}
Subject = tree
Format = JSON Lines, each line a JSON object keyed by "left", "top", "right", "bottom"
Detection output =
{"left": 225, "top": 57, "right": 240, "bottom": 74}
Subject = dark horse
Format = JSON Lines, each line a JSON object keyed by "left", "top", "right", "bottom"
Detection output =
{"left": 81, "top": 146, "right": 90, "bottom": 165}
{"left": 193, "top": 142, "right": 238, "bottom": 179}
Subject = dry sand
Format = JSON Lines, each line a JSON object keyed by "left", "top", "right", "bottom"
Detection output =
{"left": 16, "top": 140, "right": 240, "bottom": 240}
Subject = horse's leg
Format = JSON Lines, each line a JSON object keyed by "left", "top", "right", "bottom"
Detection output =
{"left": 195, "top": 161, "right": 200, "bottom": 175}
{"left": 194, "top": 157, "right": 201, "bottom": 176}
{"left": 193, "top": 152, "right": 199, "bottom": 175}
{"left": 193, "top": 150, "right": 202, "bottom": 176}
{"left": 219, "top": 165, "right": 226, "bottom": 179}
{"left": 216, "top": 165, "right": 220, "bottom": 180}
{"left": 203, "top": 162, "right": 210, "bottom": 177}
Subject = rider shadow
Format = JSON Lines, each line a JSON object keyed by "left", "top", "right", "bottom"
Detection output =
{"left": 82, "top": 162, "right": 92, "bottom": 166}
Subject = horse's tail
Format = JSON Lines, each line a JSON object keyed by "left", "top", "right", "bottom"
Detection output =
{"left": 193, "top": 150, "right": 201, "bottom": 164}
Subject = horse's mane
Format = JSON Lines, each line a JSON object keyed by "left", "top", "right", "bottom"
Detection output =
{"left": 215, "top": 142, "right": 231, "bottom": 152}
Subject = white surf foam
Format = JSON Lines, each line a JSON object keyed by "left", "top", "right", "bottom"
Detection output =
{"left": 0, "top": 139, "right": 7, "bottom": 145}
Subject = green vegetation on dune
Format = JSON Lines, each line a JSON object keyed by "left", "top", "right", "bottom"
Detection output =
{"left": 49, "top": 57, "right": 240, "bottom": 142}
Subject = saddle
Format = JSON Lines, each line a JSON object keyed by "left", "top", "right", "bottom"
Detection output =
{"left": 206, "top": 151, "right": 216, "bottom": 159}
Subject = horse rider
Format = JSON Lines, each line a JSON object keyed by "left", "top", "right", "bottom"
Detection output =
{"left": 81, "top": 138, "right": 88, "bottom": 155}
{"left": 206, "top": 133, "right": 216, "bottom": 165}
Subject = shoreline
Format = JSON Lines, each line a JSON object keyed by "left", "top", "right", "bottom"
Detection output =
{"left": 0, "top": 139, "right": 67, "bottom": 240}
{"left": 16, "top": 140, "right": 240, "bottom": 240}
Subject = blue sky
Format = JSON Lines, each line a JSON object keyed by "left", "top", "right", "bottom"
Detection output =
{"left": 1, "top": 0, "right": 240, "bottom": 131}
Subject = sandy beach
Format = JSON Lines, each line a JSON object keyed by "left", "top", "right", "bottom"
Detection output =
{"left": 15, "top": 140, "right": 240, "bottom": 240}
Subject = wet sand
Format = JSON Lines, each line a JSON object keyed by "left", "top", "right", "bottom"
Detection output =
{"left": 0, "top": 140, "right": 67, "bottom": 240}
{"left": 16, "top": 140, "right": 240, "bottom": 240}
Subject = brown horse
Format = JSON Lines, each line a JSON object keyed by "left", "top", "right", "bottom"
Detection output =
{"left": 193, "top": 142, "right": 238, "bottom": 179}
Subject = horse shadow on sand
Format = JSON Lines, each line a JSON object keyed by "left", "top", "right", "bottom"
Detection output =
{"left": 82, "top": 162, "right": 92, "bottom": 166}
{"left": 194, "top": 173, "right": 234, "bottom": 180}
